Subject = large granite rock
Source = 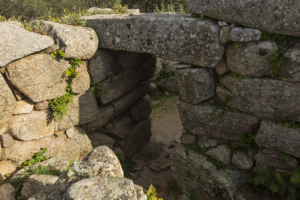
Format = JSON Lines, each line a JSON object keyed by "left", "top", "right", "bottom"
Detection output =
{"left": 0, "top": 160, "right": 17, "bottom": 183}
{"left": 102, "top": 116, "right": 132, "bottom": 139}
{"left": 177, "top": 99, "right": 259, "bottom": 142}
{"left": 226, "top": 41, "right": 278, "bottom": 76}
{"left": 88, "top": 132, "right": 115, "bottom": 149}
{"left": 171, "top": 144, "right": 241, "bottom": 200}
{"left": 0, "top": 22, "right": 54, "bottom": 67}
{"left": 8, "top": 110, "right": 54, "bottom": 141}
{"left": 5, "top": 54, "right": 69, "bottom": 103}
{"left": 1, "top": 127, "right": 92, "bottom": 165}
{"left": 0, "top": 183, "right": 15, "bottom": 200}
{"left": 21, "top": 175, "right": 59, "bottom": 200}
{"left": 58, "top": 90, "right": 99, "bottom": 131}
{"left": 70, "top": 62, "right": 90, "bottom": 94}
{"left": 256, "top": 120, "right": 300, "bottom": 158}
{"left": 34, "top": 21, "right": 98, "bottom": 59}
{"left": 111, "top": 81, "right": 150, "bottom": 116}
{"left": 82, "top": 13, "right": 224, "bottom": 67}
{"left": 119, "top": 118, "right": 152, "bottom": 157}
{"left": 97, "top": 68, "right": 139, "bottom": 105}
{"left": 64, "top": 177, "right": 139, "bottom": 200}
{"left": 282, "top": 47, "right": 300, "bottom": 81}
{"left": 81, "top": 146, "right": 124, "bottom": 178}
{"left": 13, "top": 99, "right": 34, "bottom": 115}
{"left": 86, "top": 104, "right": 114, "bottom": 134}
{"left": 130, "top": 95, "right": 152, "bottom": 121}
{"left": 0, "top": 131, "right": 14, "bottom": 148}
{"left": 187, "top": 0, "right": 300, "bottom": 36}
{"left": 157, "top": 77, "right": 179, "bottom": 93}
{"left": 232, "top": 151, "right": 254, "bottom": 170}
{"left": 88, "top": 49, "right": 122, "bottom": 83}
{"left": 205, "top": 145, "right": 231, "bottom": 164}
{"left": 255, "top": 152, "right": 298, "bottom": 171}
{"left": 227, "top": 27, "right": 261, "bottom": 42}
{"left": 0, "top": 74, "right": 16, "bottom": 128}
{"left": 175, "top": 67, "right": 215, "bottom": 104}
{"left": 218, "top": 76, "right": 300, "bottom": 122}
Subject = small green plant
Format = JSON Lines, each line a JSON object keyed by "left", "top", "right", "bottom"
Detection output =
{"left": 48, "top": 84, "right": 75, "bottom": 121}
{"left": 235, "top": 43, "right": 241, "bottom": 48}
{"left": 260, "top": 31, "right": 292, "bottom": 43}
{"left": 186, "top": 191, "right": 198, "bottom": 200}
{"left": 90, "top": 81, "right": 107, "bottom": 97}
{"left": 216, "top": 83, "right": 224, "bottom": 88}
{"left": 66, "top": 159, "right": 75, "bottom": 171}
{"left": 21, "top": 148, "right": 49, "bottom": 168}
{"left": 269, "top": 46, "right": 286, "bottom": 80}
{"left": 226, "top": 141, "right": 239, "bottom": 153}
{"left": 279, "top": 153, "right": 291, "bottom": 163}
{"left": 281, "top": 120, "right": 300, "bottom": 129}
{"left": 247, "top": 165, "right": 300, "bottom": 200}
{"left": 113, "top": 3, "right": 128, "bottom": 14}
{"left": 241, "top": 133, "right": 256, "bottom": 148}
{"left": 184, "top": 143, "right": 206, "bottom": 154}
{"left": 145, "top": 184, "right": 163, "bottom": 200}
{"left": 230, "top": 71, "right": 248, "bottom": 80}
{"left": 51, "top": 50, "right": 66, "bottom": 60}
{"left": 66, "top": 58, "right": 84, "bottom": 81}
{"left": 107, "top": 74, "right": 116, "bottom": 85}
{"left": 211, "top": 96, "right": 231, "bottom": 119}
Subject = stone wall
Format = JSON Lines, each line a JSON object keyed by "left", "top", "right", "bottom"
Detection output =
{"left": 0, "top": 20, "right": 155, "bottom": 184}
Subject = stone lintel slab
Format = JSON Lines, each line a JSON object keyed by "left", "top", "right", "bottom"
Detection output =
{"left": 82, "top": 13, "right": 224, "bottom": 67}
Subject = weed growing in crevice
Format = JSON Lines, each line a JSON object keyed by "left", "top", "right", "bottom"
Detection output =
{"left": 246, "top": 165, "right": 300, "bottom": 200}
{"left": 235, "top": 43, "right": 241, "bottom": 48}
{"left": 21, "top": 148, "right": 50, "bottom": 168}
{"left": 51, "top": 50, "right": 66, "bottom": 60}
{"left": 216, "top": 82, "right": 225, "bottom": 88}
{"left": 230, "top": 71, "right": 248, "bottom": 80}
{"left": 279, "top": 153, "right": 291, "bottom": 163}
{"left": 186, "top": 190, "right": 199, "bottom": 200}
{"left": 240, "top": 133, "right": 257, "bottom": 149}
{"left": 226, "top": 141, "right": 239, "bottom": 153}
{"left": 117, "top": 157, "right": 136, "bottom": 178}
{"left": 211, "top": 96, "right": 231, "bottom": 118}
{"left": 269, "top": 46, "right": 286, "bottom": 80}
{"left": 281, "top": 120, "right": 300, "bottom": 129}
{"left": 90, "top": 81, "right": 107, "bottom": 97}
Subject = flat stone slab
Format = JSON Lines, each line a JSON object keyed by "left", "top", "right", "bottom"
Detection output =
{"left": 187, "top": 0, "right": 300, "bottom": 36}
{"left": 82, "top": 13, "right": 224, "bottom": 67}
{"left": 0, "top": 22, "right": 54, "bottom": 67}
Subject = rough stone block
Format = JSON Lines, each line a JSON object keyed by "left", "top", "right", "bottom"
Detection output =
{"left": 5, "top": 54, "right": 69, "bottom": 103}
{"left": 130, "top": 95, "right": 152, "bottom": 121}
{"left": 187, "top": 0, "right": 300, "bottom": 36}
{"left": 218, "top": 76, "right": 300, "bottom": 122}
{"left": 205, "top": 145, "right": 231, "bottom": 164}
{"left": 13, "top": 99, "right": 34, "bottom": 115}
{"left": 82, "top": 13, "right": 224, "bottom": 67}
{"left": 282, "top": 47, "right": 300, "bottom": 81}
{"left": 175, "top": 67, "right": 215, "bottom": 104}
{"left": 0, "top": 183, "right": 15, "bottom": 200}
{"left": 157, "top": 77, "right": 179, "bottom": 93}
{"left": 102, "top": 116, "right": 132, "bottom": 139}
{"left": 0, "top": 22, "right": 54, "bottom": 67}
{"left": 232, "top": 151, "right": 254, "bottom": 170}
{"left": 177, "top": 99, "right": 259, "bottom": 142}
{"left": 88, "top": 132, "right": 115, "bottom": 149}
{"left": 227, "top": 27, "right": 261, "bottom": 42}
{"left": 255, "top": 152, "right": 298, "bottom": 171}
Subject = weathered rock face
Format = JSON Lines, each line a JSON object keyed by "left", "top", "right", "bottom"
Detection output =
{"left": 177, "top": 99, "right": 259, "bottom": 142}
{"left": 157, "top": 77, "right": 179, "bottom": 93}
{"left": 227, "top": 28, "right": 261, "bottom": 42}
{"left": 206, "top": 145, "right": 231, "bottom": 164}
{"left": 35, "top": 21, "right": 98, "bottom": 59}
{"left": 0, "top": 132, "right": 14, "bottom": 148}
{"left": 34, "top": 101, "right": 49, "bottom": 111}
{"left": 21, "top": 174, "right": 59, "bottom": 200}
{"left": 215, "top": 59, "right": 227, "bottom": 76}
{"left": 88, "top": 132, "right": 115, "bottom": 149}
{"left": 97, "top": 68, "right": 139, "bottom": 105}
{"left": 0, "top": 183, "right": 15, "bottom": 200}
{"left": 197, "top": 136, "right": 217, "bottom": 149}
{"left": 8, "top": 110, "right": 54, "bottom": 141}
{"left": 187, "top": 0, "right": 300, "bottom": 36}
{"left": 0, "top": 22, "right": 54, "bottom": 67}
{"left": 119, "top": 118, "right": 152, "bottom": 157}
{"left": 13, "top": 99, "right": 34, "bottom": 115}
{"left": 70, "top": 62, "right": 90, "bottom": 94}
{"left": 282, "top": 47, "right": 300, "bottom": 81}
{"left": 86, "top": 104, "right": 114, "bottom": 134}
{"left": 256, "top": 120, "right": 300, "bottom": 158}
{"left": 226, "top": 42, "right": 278, "bottom": 76}
{"left": 82, "top": 13, "right": 225, "bottom": 67}
{"left": 136, "top": 54, "right": 156, "bottom": 80}
{"left": 255, "top": 152, "right": 298, "bottom": 171}
{"left": 232, "top": 151, "right": 254, "bottom": 170}
{"left": 88, "top": 49, "right": 122, "bottom": 83}
{"left": 0, "top": 160, "right": 17, "bottom": 183}
{"left": 117, "top": 51, "right": 139, "bottom": 69}
{"left": 130, "top": 95, "right": 152, "bottom": 121}
{"left": 218, "top": 76, "right": 300, "bottom": 122}
{"left": 58, "top": 90, "right": 99, "bottom": 131}
{"left": 171, "top": 145, "right": 241, "bottom": 200}
{"left": 180, "top": 134, "right": 197, "bottom": 145}
{"left": 1, "top": 127, "right": 92, "bottom": 165}
{"left": 65, "top": 177, "right": 138, "bottom": 200}
{"left": 81, "top": 146, "right": 124, "bottom": 178}
{"left": 111, "top": 81, "right": 150, "bottom": 116}
{"left": 0, "top": 74, "right": 16, "bottom": 128}
{"left": 102, "top": 116, "right": 132, "bottom": 139}
{"left": 139, "top": 140, "right": 162, "bottom": 160}
{"left": 175, "top": 67, "right": 215, "bottom": 104}
{"left": 5, "top": 54, "right": 69, "bottom": 103}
